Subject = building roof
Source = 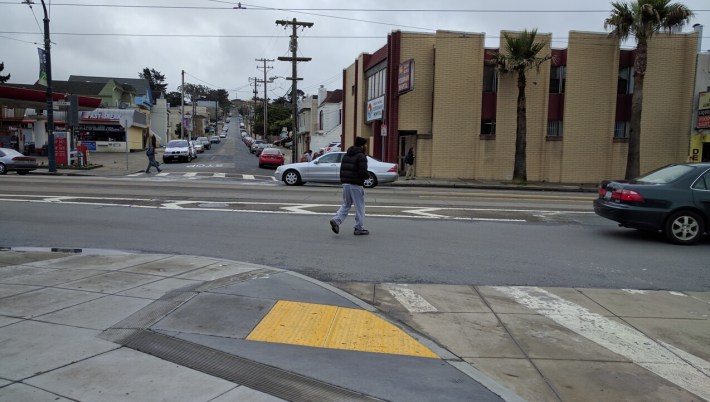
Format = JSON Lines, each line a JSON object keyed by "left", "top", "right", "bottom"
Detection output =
{"left": 68, "top": 76, "right": 151, "bottom": 104}
{"left": 321, "top": 89, "right": 343, "bottom": 106}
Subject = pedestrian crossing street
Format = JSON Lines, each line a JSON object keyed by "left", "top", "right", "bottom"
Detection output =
{"left": 128, "top": 171, "right": 278, "bottom": 183}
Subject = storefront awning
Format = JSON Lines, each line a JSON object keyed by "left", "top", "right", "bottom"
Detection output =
{"left": 0, "top": 85, "right": 101, "bottom": 110}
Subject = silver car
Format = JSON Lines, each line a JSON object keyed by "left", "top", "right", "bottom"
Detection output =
{"left": 0, "top": 147, "right": 38, "bottom": 175}
{"left": 274, "top": 152, "right": 398, "bottom": 188}
{"left": 162, "top": 140, "right": 193, "bottom": 163}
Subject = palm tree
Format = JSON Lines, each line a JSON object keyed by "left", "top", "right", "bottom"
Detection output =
{"left": 605, "top": 0, "right": 694, "bottom": 179}
{"left": 490, "top": 29, "right": 551, "bottom": 184}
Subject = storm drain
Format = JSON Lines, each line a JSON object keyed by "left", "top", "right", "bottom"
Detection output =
{"left": 122, "top": 329, "right": 384, "bottom": 402}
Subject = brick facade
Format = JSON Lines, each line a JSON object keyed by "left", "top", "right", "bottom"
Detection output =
{"left": 342, "top": 29, "right": 700, "bottom": 184}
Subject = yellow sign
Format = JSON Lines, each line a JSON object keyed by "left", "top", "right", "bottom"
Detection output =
{"left": 699, "top": 92, "right": 710, "bottom": 110}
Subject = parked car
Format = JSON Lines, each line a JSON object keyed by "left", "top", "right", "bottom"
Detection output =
{"left": 243, "top": 136, "right": 254, "bottom": 147}
{"left": 162, "top": 140, "right": 193, "bottom": 163}
{"left": 250, "top": 139, "right": 266, "bottom": 154}
{"left": 191, "top": 140, "right": 204, "bottom": 154}
{"left": 210, "top": 135, "right": 221, "bottom": 144}
{"left": 258, "top": 147, "right": 285, "bottom": 168}
{"left": 593, "top": 163, "right": 710, "bottom": 245}
{"left": 241, "top": 131, "right": 248, "bottom": 138}
{"left": 254, "top": 143, "right": 272, "bottom": 156}
{"left": 274, "top": 151, "right": 399, "bottom": 188}
{"left": 195, "top": 136, "right": 211, "bottom": 150}
{"left": 321, "top": 141, "right": 341, "bottom": 154}
{"left": 219, "top": 132, "right": 227, "bottom": 138}
{"left": 0, "top": 147, "right": 38, "bottom": 175}
{"left": 187, "top": 141, "right": 197, "bottom": 159}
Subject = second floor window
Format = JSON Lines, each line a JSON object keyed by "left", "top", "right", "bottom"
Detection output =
{"left": 550, "top": 66, "right": 565, "bottom": 94}
{"left": 483, "top": 65, "right": 497, "bottom": 93}
{"left": 618, "top": 67, "right": 634, "bottom": 95}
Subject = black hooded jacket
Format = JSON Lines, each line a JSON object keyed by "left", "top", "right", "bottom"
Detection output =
{"left": 339, "top": 146, "right": 369, "bottom": 186}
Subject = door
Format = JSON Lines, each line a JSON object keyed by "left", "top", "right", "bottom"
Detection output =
{"left": 309, "top": 152, "right": 343, "bottom": 183}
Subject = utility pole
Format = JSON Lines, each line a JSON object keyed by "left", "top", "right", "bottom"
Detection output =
{"left": 252, "top": 77, "right": 258, "bottom": 131}
{"left": 27, "top": 0, "right": 56, "bottom": 171}
{"left": 276, "top": 18, "right": 312, "bottom": 162}
{"left": 256, "top": 58, "right": 274, "bottom": 140}
{"left": 181, "top": 70, "right": 185, "bottom": 140}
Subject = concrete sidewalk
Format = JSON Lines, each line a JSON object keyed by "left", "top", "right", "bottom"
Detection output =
{"left": 0, "top": 248, "right": 708, "bottom": 401}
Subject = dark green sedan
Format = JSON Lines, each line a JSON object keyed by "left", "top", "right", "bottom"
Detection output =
{"left": 593, "top": 163, "right": 710, "bottom": 245}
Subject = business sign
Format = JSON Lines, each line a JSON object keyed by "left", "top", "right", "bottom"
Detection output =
{"left": 79, "top": 141, "right": 97, "bottom": 151}
{"left": 80, "top": 110, "right": 124, "bottom": 121}
{"left": 366, "top": 96, "right": 385, "bottom": 122}
{"left": 398, "top": 59, "right": 414, "bottom": 94}
{"left": 698, "top": 92, "right": 710, "bottom": 129}
{"left": 54, "top": 131, "right": 68, "bottom": 165}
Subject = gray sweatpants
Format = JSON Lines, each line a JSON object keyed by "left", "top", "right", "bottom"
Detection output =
{"left": 332, "top": 183, "right": 366, "bottom": 230}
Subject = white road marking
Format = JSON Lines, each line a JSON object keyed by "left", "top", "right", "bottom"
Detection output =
{"left": 213, "top": 173, "right": 227, "bottom": 178}
{"left": 492, "top": 286, "right": 710, "bottom": 400}
{"left": 242, "top": 174, "right": 255, "bottom": 180}
{"left": 184, "top": 172, "right": 197, "bottom": 177}
{"left": 382, "top": 284, "right": 438, "bottom": 313}
{"left": 403, "top": 208, "right": 446, "bottom": 218}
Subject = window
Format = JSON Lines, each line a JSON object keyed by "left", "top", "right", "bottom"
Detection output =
{"left": 367, "top": 69, "right": 387, "bottom": 100}
{"left": 618, "top": 67, "right": 634, "bottom": 95}
{"left": 549, "top": 66, "right": 565, "bottom": 94}
{"left": 547, "top": 120, "right": 563, "bottom": 137}
{"left": 483, "top": 65, "right": 497, "bottom": 93}
{"left": 614, "top": 121, "right": 630, "bottom": 139}
{"left": 481, "top": 119, "right": 496, "bottom": 135}
{"left": 692, "top": 170, "right": 710, "bottom": 190}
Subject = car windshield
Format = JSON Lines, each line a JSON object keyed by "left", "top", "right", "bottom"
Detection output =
{"left": 635, "top": 164, "right": 695, "bottom": 184}
{"left": 168, "top": 141, "right": 188, "bottom": 147}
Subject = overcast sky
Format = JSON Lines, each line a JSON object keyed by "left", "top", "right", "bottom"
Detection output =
{"left": 1, "top": 0, "right": 708, "bottom": 101}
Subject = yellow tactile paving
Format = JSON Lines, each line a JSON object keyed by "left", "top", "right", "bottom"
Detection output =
{"left": 247, "top": 300, "right": 439, "bottom": 359}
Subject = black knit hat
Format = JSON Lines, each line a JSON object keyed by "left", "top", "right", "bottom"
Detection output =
{"left": 355, "top": 137, "right": 367, "bottom": 147}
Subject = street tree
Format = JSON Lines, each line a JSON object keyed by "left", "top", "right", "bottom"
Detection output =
{"left": 165, "top": 91, "right": 183, "bottom": 107}
{"left": 604, "top": 0, "right": 694, "bottom": 179}
{"left": 0, "top": 62, "right": 10, "bottom": 83}
{"left": 489, "top": 29, "right": 551, "bottom": 184}
{"left": 138, "top": 67, "right": 168, "bottom": 93}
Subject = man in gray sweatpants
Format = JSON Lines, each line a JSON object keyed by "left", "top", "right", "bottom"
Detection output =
{"left": 329, "top": 136, "right": 369, "bottom": 235}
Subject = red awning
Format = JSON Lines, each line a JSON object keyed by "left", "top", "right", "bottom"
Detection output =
{"left": 0, "top": 85, "right": 101, "bottom": 109}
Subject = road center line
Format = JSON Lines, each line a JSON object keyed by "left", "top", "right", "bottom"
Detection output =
{"left": 492, "top": 286, "right": 710, "bottom": 400}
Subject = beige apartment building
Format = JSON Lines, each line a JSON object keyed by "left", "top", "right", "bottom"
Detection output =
{"left": 342, "top": 29, "right": 703, "bottom": 183}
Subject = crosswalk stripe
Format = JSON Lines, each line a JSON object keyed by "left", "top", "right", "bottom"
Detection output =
{"left": 493, "top": 286, "right": 710, "bottom": 400}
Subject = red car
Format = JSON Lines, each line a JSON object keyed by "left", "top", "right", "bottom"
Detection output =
{"left": 258, "top": 147, "right": 284, "bottom": 168}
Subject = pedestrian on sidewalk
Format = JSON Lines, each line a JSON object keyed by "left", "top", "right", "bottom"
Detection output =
{"left": 404, "top": 147, "right": 415, "bottom": 180}
{"left": 145, "top": 136, "right": 162, "bottom": 173}
{"left": 329, "top": 136, "right": 370, "bottom": 236}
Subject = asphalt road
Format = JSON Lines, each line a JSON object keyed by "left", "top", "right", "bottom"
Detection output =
{"left": 2, "top": 191, "right": 707, "bottom": 291}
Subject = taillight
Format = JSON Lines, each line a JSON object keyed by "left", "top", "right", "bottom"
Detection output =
{"left": 598, "top": 185, "right": 606, "bottom": 197}
{"left": 610, "top": 189, "right": 645, "bottom": 202}
{"left": 13, "top": 156, "right": 35, "bottom": 162}
{"left": 387, "top": 165, "right": 397, "bottom": 172}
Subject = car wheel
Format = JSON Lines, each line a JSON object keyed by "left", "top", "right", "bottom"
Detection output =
{"left": 17, "top": 170, "right": 28, "bottom": 175}
{"left": 664, "top": 210, "right": 705, "bottom": 245}
{"left": 259, "top": 164, "right": 264, "bottom": 168}
{"left": 363, "top": 172, "right": 378, "bottom": 188}
{"left": 0, "top": 163, "right": 6, "bottom": 175}
{"left": 283, "top": 169, "right": 302, "bottom": 186}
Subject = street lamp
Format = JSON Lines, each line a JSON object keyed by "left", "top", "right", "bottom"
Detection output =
{"left": 26, "top": 0, "right": 56, "bottom": 171}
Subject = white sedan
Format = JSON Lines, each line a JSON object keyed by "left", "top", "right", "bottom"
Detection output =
{"left": 274, "top": 152, "right": 398, "bottom": 188}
